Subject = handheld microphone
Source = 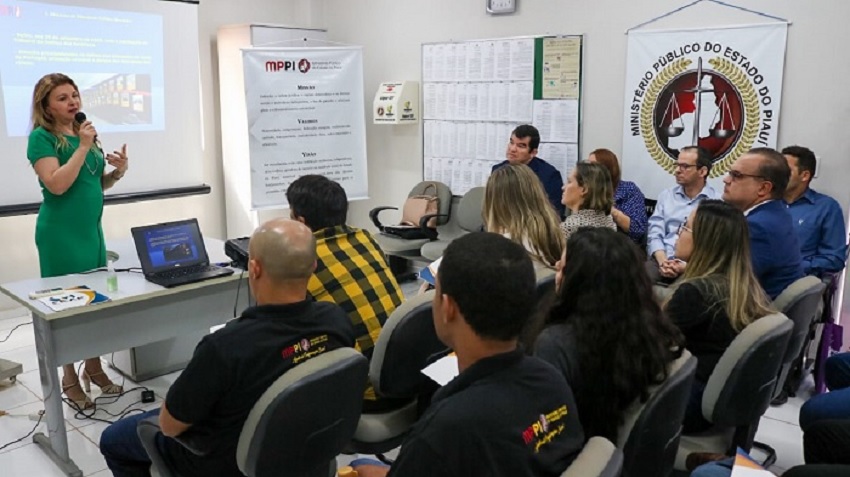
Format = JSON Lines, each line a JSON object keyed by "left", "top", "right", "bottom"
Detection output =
{"left": 74, "top": 111, "right": 86, "bottom": 124}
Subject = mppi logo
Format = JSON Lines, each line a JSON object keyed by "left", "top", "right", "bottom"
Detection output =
{"left": 265, "top": 58, "right": 311, "bottom": 73}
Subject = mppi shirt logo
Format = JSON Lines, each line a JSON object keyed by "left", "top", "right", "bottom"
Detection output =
{"left": 265, "top": 58, "right": 311, "bottom": 73}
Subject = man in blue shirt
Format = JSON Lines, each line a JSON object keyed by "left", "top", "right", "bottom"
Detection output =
{"left": 492, "top": 124, "right": 565, "bottom": 218}
{"left": 782, "top": 146, "right": 847, "bottom": 277}
{"left": 646, "top": 146, "right": 719, "bottom": 281}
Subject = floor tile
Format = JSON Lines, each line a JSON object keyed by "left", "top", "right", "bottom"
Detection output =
{"left": 0, "top": 319, "right": 34, "bottom": 352}
{"left": 0, "top": 378, "right": 40, "bottom": 412}
{"left": 755, "top": 416, "right": 805, "bottom": 471}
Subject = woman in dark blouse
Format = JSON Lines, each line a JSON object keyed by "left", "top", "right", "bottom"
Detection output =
{"left": 587, "top": 148, "right": 647, "bottom": 244}
{"left": 664, "top": 199, "right": 774, "bottom": 433}
{"left": 531, "top": 227, "right": 683, "bottom": 443}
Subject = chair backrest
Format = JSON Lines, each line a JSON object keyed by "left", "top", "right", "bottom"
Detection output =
{"left": 616, "top": 350, "right": 697, "bottom": 477}
{"left": 409, "top": 181, "right": 453, "bottom": 226}
{"left": 457, "top": 187, "right": 485, "bottom": 232}
{"left": 236, "top": 348, "right": 369, "bottom": 477}
{"left": 772, "top": 276, "right": 827, "bottom": 364}
{"left": 702, "top": 313, "right": 793, "bottom": 427}
{"left": 562, "top": 437, "right": 624, "bottom": 477}
{"left": 535, "top": 266, "right": 557, "bottom": 303}
{"left": 369, "top": 291, "right": 446, "bottom": 398}
{"left": 644, "top": 198, "right": 658, "bottom": 219}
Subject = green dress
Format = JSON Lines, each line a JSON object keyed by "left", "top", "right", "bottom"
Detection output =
{"left": 27, "top": 127, "right": 106, "bottom": 278}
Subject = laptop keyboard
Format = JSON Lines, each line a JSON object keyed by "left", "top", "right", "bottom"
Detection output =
{"left": 156, "top": 264, "right": 222, "bottom": 280}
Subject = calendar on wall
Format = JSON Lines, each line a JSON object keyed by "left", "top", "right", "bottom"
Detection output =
{"left": 422, "top": 35, "right": 584, "bottom": 196}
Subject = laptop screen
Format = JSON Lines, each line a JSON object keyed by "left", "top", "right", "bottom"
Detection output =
{"left": 132, "top": 219, "right": 209, "bottom": 273}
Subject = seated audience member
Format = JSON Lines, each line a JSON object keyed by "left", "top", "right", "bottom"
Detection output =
{"left": 559, "top": 162, "right": 617, "bottom": 241}
{"left": 353, "top": 233, "right": 585, "bottom": 477}
{"left": 663, "top": 199, "right": 774, "bottom": 433}
{"left": 691, "top": 352, "right": 850, "bottom": 477}
{"left": 646, "top": 146, "right": 719, "bottom": 282}
{"left": 99, "top": 219, "right": 356, "bottom": 477}
{"left": 483, "top": 164, "right": 564, "bottom": 269}
{"left": 493, "top": 124, "right": 566, "bottom": 218}
{"left": 722, "top": 148, "right": 804, "bottom": 298}
{"left": 286, "top": 175, "right": 402, "bottom": 358}
{"left": 782, "top": 145, "right": 847, "bottom": 277}
{"left": 587, "top": 148, "right": 648, "bottom": 244}
{"left": 531, "top": 227, "right": 683, "bottom": 442}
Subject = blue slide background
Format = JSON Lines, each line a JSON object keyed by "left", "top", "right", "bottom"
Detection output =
{"left": 143, "top": 225, "right": 200, "bottom": 268}
{"left": 0, "top": 0, "right": 164, "bottom": 136}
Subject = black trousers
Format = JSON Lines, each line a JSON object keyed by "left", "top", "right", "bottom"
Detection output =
{"left": 803, "top": 419, "right": 850, "bottom": 465}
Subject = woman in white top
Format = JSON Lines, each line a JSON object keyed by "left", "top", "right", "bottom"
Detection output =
{"left": 560, "top": 162, "right": 617, "bottom": 241}
{"left": 483, "top": 164, "right": 564, "bottom": 269}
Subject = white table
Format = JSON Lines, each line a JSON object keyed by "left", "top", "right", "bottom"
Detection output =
{"left": 0, "top": 238, "right": 248, "bottom": 476}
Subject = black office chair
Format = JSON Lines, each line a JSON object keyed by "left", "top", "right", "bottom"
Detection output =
{"left": 617, "top": 350, "right": 697, "bottom": 477}
{"left": 348, "top": 290, "right": 447, "bottom": 458}
{"left": 138, "top": 348, "right": 369, "bottom": 477}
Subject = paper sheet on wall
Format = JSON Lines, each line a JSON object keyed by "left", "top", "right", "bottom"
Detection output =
{"left": 509, "top": 82, "right": 534, "bottom": 122}
{"left": 467, "top": 42, "right": 483, "bottom": 81}
{"left": 538, "top": 143, "right": 578, "bottom": 182}
{"left": 510, "top": 38, "right": 535, "bottom": 80}
{"left": 533, "top": 99, "right": 579, "bottom": 143}
{"left": 541, "top": 37, "right": 581, "bottom": 99}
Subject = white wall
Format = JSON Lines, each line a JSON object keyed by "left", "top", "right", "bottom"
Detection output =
{"left": 0, "top": 0, "right": 315, "bottom": 311}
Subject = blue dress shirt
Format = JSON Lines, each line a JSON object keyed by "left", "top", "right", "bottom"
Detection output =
{"left": 647, "top": 184, "right": 719, "bottom": 258}
{"left": 493, "top": 157, "right": 565, "bottom": 218}
{"left": 615, "top": 180, "right": 647, "bottom": 243}
{"left": 786, "top": 188, "right": 847, "bottom": 276}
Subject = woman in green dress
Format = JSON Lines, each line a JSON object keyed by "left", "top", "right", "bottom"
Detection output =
{"left": 27, "top": 73, "right": 129, "bottom": 410}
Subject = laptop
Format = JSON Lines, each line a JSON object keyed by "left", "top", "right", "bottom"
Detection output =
{"left": 131, "top": 219, "right": 234, "bottom": 288}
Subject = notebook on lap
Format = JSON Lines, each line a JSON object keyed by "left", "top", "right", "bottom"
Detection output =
{"left": 131, "top": 219, "right": 234, "bottom": 288}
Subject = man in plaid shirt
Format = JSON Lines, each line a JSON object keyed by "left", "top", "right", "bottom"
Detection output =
{"left": 287, "top": 175, "right": 405, "bottom": 409}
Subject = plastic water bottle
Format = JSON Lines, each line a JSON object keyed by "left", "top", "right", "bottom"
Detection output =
{"left": 107, "top": 259, "right": 118, "bottom": 292}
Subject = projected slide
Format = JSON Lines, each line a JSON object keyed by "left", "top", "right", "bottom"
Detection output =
{"left": 0, "top": 1, "right": 164, "bottom": 136}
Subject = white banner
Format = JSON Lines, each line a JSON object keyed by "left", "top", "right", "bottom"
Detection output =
{"left": 243, "top": 47, "right": 368, "bottom": 209}
{"left": 622, "top": 23, "right": 787, "bottom": 198}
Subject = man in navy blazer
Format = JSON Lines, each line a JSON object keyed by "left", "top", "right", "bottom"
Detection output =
{"left": 722, "top": 147, "right": 804, "bottom": 299}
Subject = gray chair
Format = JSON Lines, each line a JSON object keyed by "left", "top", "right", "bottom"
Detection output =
{"left": 138, "top": 348, "right": 369, "bottom": 477}
{"left": 562, "top": 437, "right": 624, "bottom": 477}
{"left": 770, "top": 275, "right": 827, "bottom": 400}
{"left": 370, "top": 181, "right": 452, "bottom": 276}
{"left": 348, "top": 290, "right": 446, "bottom": 457}
{"left": 674, "top": 313, "right": 793, "bottom": 471}
{"left": 421, "top": 187, "right": 485, "bottom": 260}
{"left": 752, "top": 276, "right": 826, "bottom": 465}
{"left": 617, "top": 350, "right": 697, "bottom": 477}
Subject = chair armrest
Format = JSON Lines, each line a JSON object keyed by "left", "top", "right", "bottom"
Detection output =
{"left": 370, "top": 206, "right": 398, "bottom": 231}
{"left": 419, "top": 213, "right": 448, "bottom": 240}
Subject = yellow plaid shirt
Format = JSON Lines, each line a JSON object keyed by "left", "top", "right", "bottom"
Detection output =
{"left": 309, "top": 226, "right": 404, "bottom": 400}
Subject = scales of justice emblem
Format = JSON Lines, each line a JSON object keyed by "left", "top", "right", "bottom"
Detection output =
{"left": 641, "top": 56, "right": 760, "bottom": 177}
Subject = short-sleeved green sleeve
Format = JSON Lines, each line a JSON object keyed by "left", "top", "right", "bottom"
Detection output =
{"left": 27, "top": 127, "right": 59, "bottom": 166}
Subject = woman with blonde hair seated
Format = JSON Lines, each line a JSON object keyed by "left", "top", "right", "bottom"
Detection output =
{"left": 560, "top": 162, "right": 616, "bottom": 240}
{"left": 664, "top": 199, "right": 774, "bottom": 433}
{"left": 483, "top": 164, "right": 564, "bottom": 269}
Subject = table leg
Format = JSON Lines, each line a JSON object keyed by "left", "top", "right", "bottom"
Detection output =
{"left": 32, "top": 317, "right": 83, "bottom": 477}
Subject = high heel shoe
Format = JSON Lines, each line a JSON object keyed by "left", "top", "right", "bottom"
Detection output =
{"left": 62, "top": 379, "right": 94, "bottom": 411}
{"left": 81, "top": 370, "right": 123, "bottom": 395}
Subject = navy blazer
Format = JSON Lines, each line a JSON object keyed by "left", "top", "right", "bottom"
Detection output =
{"left": 493, "top": 157, "right": 565, "bottom": 218}
{"left": 747, "top": 200, "right": 804, "bottom": 299}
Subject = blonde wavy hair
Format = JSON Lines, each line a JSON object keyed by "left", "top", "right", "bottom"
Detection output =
{"left": 483, "top": 164, "right": 564, "bottom": 267}
{"left": 574, "top": 162, "right": 614, "bottom": 214}
{"left": 669, "top": 199, "right": 774, "bottom": 331}
{"left": 31, "top": 73, "right": 84, "bottom": 151}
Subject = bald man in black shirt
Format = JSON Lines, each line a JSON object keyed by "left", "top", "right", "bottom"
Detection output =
{"left": 100, "top": 219, "right": 355, "bottom": 477}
